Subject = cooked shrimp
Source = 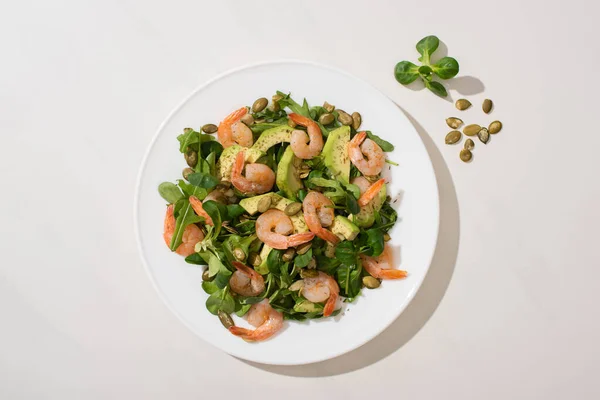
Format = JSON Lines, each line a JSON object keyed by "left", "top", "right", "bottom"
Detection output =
{"left": 229, "top": 261, "right": 265, "bottom": 297}
{"left": 302, "top": 191, "right": 340, "bottom": 244}
{"left": 352, "top": 177, "right": 386, "bottom": 207}
{"left": 256, "top": 209, "right": 315, "bottom": 250}
{"left": 289, "top": 113, "right": 324, "bottom": 159}
{"left": 229, "top": 299, "right": 284, "bottom": 341}
{"left": 231, "top": 150, "right": 275, "bottom": 195}
{"left": 163, "top": 204, "right": 205, "bottom": 257}
{"left": 189, "top": 195, "right": 213, "bottom": 226}
{"left": 218, "top": 107, "right": 253, "bottom": 148}
{"left": 360, "top": 245, "right": 407, "bottom": 280}
{"left": 348, "top": 131, "right": 385, "bottom": 176}
{"left": 302, "top": 271, "right": 339, "bottom": 317}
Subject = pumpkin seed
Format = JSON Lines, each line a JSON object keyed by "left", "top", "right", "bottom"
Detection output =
{"left": 252, "top": 97, "right": 268, "bottom": 113}
{"left": 184, "top": 150, "right": 198, "bottom": 168}
{"left": 482, "top": 99, "right": 493, "bottom": 114}
{"left": 463, "top": 124, "right": 481, "bottom": 136}
{"left": 460, "top": 149, "right": 472, "bottom": 163}
{"left": 288, "top": 280, "right": 304, "bottom": 292}
{"left": 325, "top": 243, "right": 336, "bottom": 258}
{"left": 287, "top": 118, "right": 297, "bottom": 128}
{"left": 218, "top": 311, "right": 235, "bottom": 329}
{"left": 307, "top": 257, "right": 317, "bottom": 269}
{"left": 446, "top": 117, "right": 463, "bottom": 129}
{"left": 299, "top": 171, "right": 310, "bottom": 179}
{"left": 464, "top": 138, "right": 475, "bottom": 150}
{"left": 363, "top": 276, "right": 381, "bottom": 289}
{"left": 488, "top": 120, "right": 502, "bottom": 134}
{"left": 248, "top": 252, "right": 262, "bottom": 267}
{"left": 478, "top": 127, "right": 490, "bottom": 144}
{"left": 202, "top": 269, "right": 211, "bottom": 282}
{"left": 296, "top": 242, "right": 312, "bottom": 255}
{"left": 338, "top": 112, "right": 353, "bottom": 126}
{"left": 300, "top": 269, "right": 318, "bottom": 278}
{"left": 319, "top": 113, "right": 335, "bottom": 125}
{"left": 270, "top": 94, "right": 283, "bottom": 112}
{"left": 227, "top": 196, "right": 239, "bottom": 205}
{"left": 233, "top": 247, "right": 245, "bottom": 261}
{"left": 383, "top": 233, "right": 391, "bottom": 242}
{"left": 257, "top": 196, "right": 272, "bottom": 213}
{"left": 284, "top": 202, "right": 303, "bottom": 216}
{"left": 240, "top": 114, "right": 254, "bottom": 126}
{"left": 201, "top": 123, "right": 218, "bottom": 134}
{"left": 323, "top": 101, "right": 335, "bottom": 113}
{"left": 365, "top": 174, "right": 380, "bottom": 183}
{"left": 223, "top": 224, "right": 239, "bottom": 235}
{"left": 351, "top": 112, "right": 362, "bottom": 130}
{"left": 182, "top": 167, "right": 194, "bottom": 180}
{"left": 455, "top": 99, "right": 472, "bottom": 110}
{"left": 224, "top": 188, "right": 235, "bottom": 197}
{"left": 445, "top": 130, "right": 462, "bottom": 145}
{"left": 282, "top": 248, "right": 296, "bottom": 262}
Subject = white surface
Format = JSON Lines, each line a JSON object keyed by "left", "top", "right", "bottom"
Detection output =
{"left": 1, "top": 0, "right": 599, "bottom": 398}
{"left": 135, "top": 61, "right": 439, "bottom": 365}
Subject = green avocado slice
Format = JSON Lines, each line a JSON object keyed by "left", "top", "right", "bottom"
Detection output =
{"left": 322, "top": 126, "right": 351, "bottom": 185}
{"left": 276, "top": 146, "right": 303, "bottom": 200}
{"left": 250, "top": 126, "right": 294, "bottom": 159}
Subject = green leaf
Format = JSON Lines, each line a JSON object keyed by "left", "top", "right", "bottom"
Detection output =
{"left": 424, "top": 80, "right": 448, "bottom": 97}
{"left": 158, "top": 182, "right": 184, "bottom": 204}
{"left": 177, "top": 180, "right": 208, "bottom": 200}
{"left": 335, "top": 241, "right": 358, "bottom": 266}
{"left": 202, "top": 200, "right": 227, "bottom": 235}
{"left": 297, "top": 189, "right": 307, "bottom": 202}
{"left": 315, "top": 254, "right": 340, "bottom": 275}
{"left": 235, "top": 303, "right": 252, "bottom": 317}
{"left": 201, "top": 280, "right": 219, "bottom": 294}
{"left": 177, "top": 128, "right": 199, "bottom": 153}
{"left": 418, "top": 65, "right": 433, "bottom": 75}
{"left": 344, "top": 183, "right": 361, "bottom": 200}
{"left": 336, "top": 264, "right": 362, "bottom": 299}
{"left": 294, "top": 249, "right": 313, "bottom": 268}
{"left": 416, "top": 35, "right": 439, "bottom": 65}
{"left": 200, "top": 141, "right": 223, "bottom": 159}
{"left": 187, "top": 172, "right": 219, "bottom": 190}
{"left": 206, "top": 152, "right": 217, "bottom": 176}
{"left": 276, "top": 91, "right": 311, "bottom": 117}
{"left": 184, "top": 253, "right": 208, "bottom": 265}
{"left": 366, "top": 131, "right": 395, "bottom": 152}
{"left": 365, "top": 229, "right": 384, "bottom": 257}
{"left": 345, "top": 191, "right": 360, "bottom": 215}
{"left": 206, "top": 289, "right": 235, "bottom": 315}
{"left": 267, "top": 249, "right": 284, "bottom": 275}
{"left": 250, "top": 123, "right": 287, "bottom": 135}
{"left": 169, "top": 199, "right": 202, "bottom": 251}
{"left": 432, "top": 57, "right": 459, "bottom": 79}
{"left": 213, "top": 269, "right": 232, "bottom": 289}
{"left": 222, "top": 234, "right": 257, "bottom": 264}
{"left": 394, "top": 61, "right": 419, "bottom": 85}
{"left": 227, "top": 204, "right": 246, "bottom": 220}
{"left": 207, "top": 253, "right": 223, "bottom": 277}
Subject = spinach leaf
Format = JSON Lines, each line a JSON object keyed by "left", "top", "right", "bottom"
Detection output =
{"left": 188, "top": 172, "right": 219, "bottom": 190}
{"left": 177, "top": 180, "right": 208, "bottom": 200}
{"left": 202, "top": 200, "right": 227, "bottom": 235}
{"left": 365, "top": 228, "right": 384, "bottom": 257}
{"left": 366, "top": 131, "right": 395, "bottom": 152}
{"left": 432, "top": 57, "right": 459, "bottom": 79}
{"left": 345, "top": 191, "right": 360, "bottom": 215}
{"left": 169, "top": 198, "right": 202, "bottom": 251}
{"left": 316, "top": 254, "right": 340, "bottom": 275}
{"left": 227, "top": 204, "right": 246, "bottom": 220}
{"left": 158, "top": 182, "right": 184, "bottom": 204}
{"left": 335, "top": 241, "right": 358, "bottom": 266}
{"left": 294, "top": 248, "right": 313, "bottom": 268}
{"left": 416, "top": 35, "right": 439, "bottom": 64}
{"left": 267, "top": 249, "right": 284, "bottom": 275}
{"left": 206, "top": 288, "right": 235, "bottom": 315}
{"left": 201, "top": 280, "right": 219, "bottom": 295}
{"left": 336, "top": 264, "right": 362, "bottom": 299}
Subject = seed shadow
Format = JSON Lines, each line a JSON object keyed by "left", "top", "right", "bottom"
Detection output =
{"left": 239, "top": 107, "right": 460, "bottom": 376}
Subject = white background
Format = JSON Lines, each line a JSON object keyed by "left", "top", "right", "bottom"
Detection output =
{"left": 1, "top": 0, "right": 599, "bottom": 399}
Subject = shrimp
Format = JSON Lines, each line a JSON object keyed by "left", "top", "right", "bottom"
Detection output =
{"left": 302, "top": 271, "right": 339, "bottom": 317}
{"left": 231, "top": 150, "right": 275, "bottom": 195}
{"left": 348, "top": 131, "right": 385, "bottom": 176}
{"left": 352, "top": 176, "right": 386, "bottom": 207}
{"left": 289, "top": 113, "right": 324, "bottom": 159}
{"left": 189, "top": 195, "right": 213, "bottom": 226}
{"left": 302, "top": 191, "right": 340, "bottom": 244}
{"left": 256, "top": 209, "right": 315, "bottom": 250}
{"left": 229, "top": 299, "right": 283, "bottom": 342}
{"left": 163, "top": 204, "right": 205, "bottom": 257}
{"left": 217, "top": 107, "right": 253, "bottom": 148}
{"left": 229, "top": 261, "right": 265, "bottom": 297}
{"left": 360, "top": 245, "right": 407, "bottom": 280}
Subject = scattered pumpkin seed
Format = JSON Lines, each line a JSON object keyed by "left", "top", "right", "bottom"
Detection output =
{"left": 270, "top": 94, "right": 283, "bottom": 112}
{"left": 446, "top": 117, "right": 463, "bottom": 129}
{"left": 288, "top": 280, "right": 304, "bottom": 292}
{"left": 338, "top": 112, "right": 353, "bottom": 126}
{"left": 296, "top": 242, "right": 312, "bottom": 255}
{"left": 363, "top": 276, "right": 381, "bottom": 289}
{"left": 323, "top": 101, "right": 335, "bottom": 113}
{"left": 455, "top": 99, "right": 472, "bottom": 110}
{"left": 299, "top": 171, "right": 310, "bottom": 179}
{"left": 478, "top": 127, "right": 490, "bottom": 144}
{"left": 257, "top": 196, "right": 272, "bottom": 213}
{"left": 464, "top": 138, "right": 475, "bottom": 150}
{"left": 482, "top": 99, "right": 493, "bottom": 114}
{"left": 284, "top": 202, "right": 303, "bottom": 216}
{"left": 248, "top": 252, "right": 262, "bottom": 267}
{"left": 460, "top": 149, "right": 472, "bottom": 162}
{"left": 463, "top": 124, "right": 481, "bottom": 136}
{"left": 351, "top": 112, "right": 362, "bottom": 130}
{"left": 202, "top": 269, "right": 211, "bottom": 282}
{"left": 201, "top": 123, "right": 218, "bottom": 134}
{"left": 282, "top": 248, "right": 296, "bottom": 262}
{"left": 365, "top": 174, "right": 380, "bottom": 183}
{"left": 240, "top": 114, "right": 254, "bottom": 126}
{"left": 319, "top": 113, "right": 335, "bottom": 125}
{"left": 182, "top": 167, "right": 194, "bottom": 180}
{"left": 445, "top": 130, "right": 462, "bottom": 144}
{"left": 252, "top": 97, "right": 268, "bottom": 113}
{"left": 184, "top": 150, "right": 198, "bottom": 168}
{"left": 300, "top": 269, "right": 318, "bottom": 278}
{"left": 488, "top": 120, "right": 502, "bottom": 134}
{"left": 218, "top": 311, "right": 235, "bottom": 329}
{"left": 233, "top": 247, "right": 245, "bottom": 261}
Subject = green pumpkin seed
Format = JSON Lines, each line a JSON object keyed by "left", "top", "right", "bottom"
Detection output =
{"left": 284, "top": 202, "right": 303, "bottom": 216}
{"left": 218, "top": 311, "right": 235, "bottom": 329}
{"left": 460, "top": 149, "right": 472, "bottom": 162}
{"left": 182, "top": 167, "right": 194, "bottom": 180}
{"left": 240, "top": 114, "right": 254, "bottom": 126}
{"left": 233, "top": 247, "right": 246, "bottom": 261}
{"left": 325, "top": 243, "right": 336, "bottom": 258}
{"left": 201, "top": 123, "right": 218, "bottom": 134}
{"left": 338, "top": 112, "right": 353, "bottom": 126}
{"left": 319, "top": 113, "right": 335, "bottom": 125}
{"left": 248, "top": 252, "right": 261, "bottom": 267}
{"left": 184, "top": 150, "right": 198, "bottom": 168}
{"left": 383, "top": 233, "right": 391, "bottom": 242}
{"left": 307, "top": 257, "right": 317, "bottom": 269}
{"left": 488, "top": 120, "right": 502, "bottom": 134}
{"left": 289, "top": 280, "right": 304, "bottom": 291}
{"left": 323, "top": 101, "right": 335, "bottom": 113}
{"left": 463, "top": 124, "right": 481, "bottom": 136}
{"left": 445, "top": 130, "right": 462, "bottom": 145}
{"left": 257, "top": 196, "right": 271, "bottom": 213}
{"left": 478, "top": 127, "right": 490, "bottom": 144}
{"left": 464, "top": 138, "right": 475, "bottom": 150}
{"left": 455, "top": 99, "right": 472, "bottom": 110}
{"left": 351, "top": 112, "right": 362, "bottom": 130}
{"left": 282, "top": 248, "right": 296, "bottom": 262}
{"left": 300, "top": 269, "right": 318, "bottom": 278}
{"left": 296, "top": 242, "right": 312, "bottom": 255}
{"left": 482, "top": 99, "right": 493, "bottom": 114}
{"left": 287, "top": 118, "right": 297, "bottom": 128}
{"left": 202, "top": 269, "right": 211, "bottom": 282}
{"left": 252, "top": 98, "right": 268, "bottom": 113}
{"left": 446, "top": 117, "right": 463, "bottom": 129}
{"left": 363, "top": 276, "right": 381, "bottom": 289}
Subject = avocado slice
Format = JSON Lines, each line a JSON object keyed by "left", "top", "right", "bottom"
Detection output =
{"left": 239, "top": 192, "right": 308, "bottom": 233}
{"left": 255, "top": 244, "right": 272, "bottom": 275}
{"left": 322, "top": 126, "right": 351, "bottom": 184}
{"left": 350, "top": 183, "right": 387, "bottom": 228}
{"left": 293, "top": 299, "right": 321, "bottom": 313}
{"left": 330, "top": 215, "right": 360, "bottom": 241}
{"left": 250, "top": 126, "right": 294, "bottom": 158}
{"left": 276, "top": 146, "right": 303, "bottom": 200}
{"left": 216, "top": 145, "right": 264, "bottom": 182}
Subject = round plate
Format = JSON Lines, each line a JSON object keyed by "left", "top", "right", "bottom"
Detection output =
{"left": 135, "top": 60, "right": 439, "bottom": 365}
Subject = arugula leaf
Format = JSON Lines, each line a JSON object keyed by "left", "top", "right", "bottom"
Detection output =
{"left": 366, "top": 131, "right": 395, "bottom": 152}
{"left": 169, "top": 198, "right": 202, "bottom": 251}
{"left": 206, "top": 288, "right": 235, "bottom": 315}
{"left": 276, "top": 91, "right": 310, "bottom": 117}
{"left": 250, "top": 122, "right": 288, "bottom": 135}
{"left": 187, "top": 172, "right": 219, "bottom": 190}
{"left": 158, "top": 182, "right": 184, "bottom": 204}
{"left": 178, "top": 128, "right": 216, "bottom": 154}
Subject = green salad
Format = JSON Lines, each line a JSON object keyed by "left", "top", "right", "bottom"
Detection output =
{"left": 158, "top": 92, "right": 405, "bottom": 342}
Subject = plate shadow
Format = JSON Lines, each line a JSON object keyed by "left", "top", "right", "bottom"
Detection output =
{"left": 241, "top": 108, "right": 460, "bottom": 376}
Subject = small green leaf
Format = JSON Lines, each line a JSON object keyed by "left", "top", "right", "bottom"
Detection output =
{"left": 366, "top": 131, "right": 395, "bottom": 152}
{"left": 432, "top": 57, "right": 459, "bottom": 79}
{"left": 345, "top": 191, "right": 360, "bottom": 215}
{"left": 226, "top": 204, "right": 246, "bottom": 220}
{"left": 335, "top": 241, "right": 358, "bottom": 266}
{"left": 424, "top": 80, "right": 448, "bottom": 97}
{"left": 294, "top": 249, "right": 313, "bottom": 268}
{"left": 336, "top": 264, "right": 362, "bottom": 299}
{"left": 365, "top": 229, "right": 384, "bottom": 257}
{"left": 207, "top": 253, "right": 223, "bottom": 277}
{"left": 202, "top": 200, "right": 227, "bottom": 235}
{"left": 418, "top": 65, "right": 433, "bottom": 75}
{"left": 416, "top": 35, "right": 439, "bottom": 64}
{"left": 206, "top": 289, "right": 235, "bottom": 315}
{"left": 187, "top": 172, "right": 219, "bottom": 190}
{"left": 169, "top": 199, "right": 202, "bottom": 251}
{"left": 200, "top": 141, "right": 223, "bottom": 159}
{"left": 267, "top": 249, "right": 284, "bottom": 275}
{"left": 158, "top": 182, "right": 184, "bottom": 204}
{"left": 177, "top": 180, "right": 208, "bottom": 200}
{"left": 394, "top": 61, "right": 419, "bottom": 85}
{"left": 201, "top": 281, "right": 219, "bottom": 294}
{"left": 235, "top": 303, "right": 252, "bottom": 317}
{"left": 184, "top": 253, "right": 207, "bottom": 265}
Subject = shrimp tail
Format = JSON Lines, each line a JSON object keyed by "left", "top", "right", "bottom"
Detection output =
{"left": 233, "top": 150, "right": 245, "bottom": 177}
{"left": 287, "top": 232, "right": 316, "bottom": 247}
{"left": 228, "top": 326, "right": 255, "bottom": 341}
{"left": 358, "top": 178, "right": 386, "bottom": 206}
{"left": 323, "top": 292, "right": 338, "bottom": 317}
{"left": 218, "top": 107, "right": 248, "bottom": 147}
{"left": 378, "top": 269, "right": 408, "bottom": 279}
{"left": 350, "top": 131, "right": 367, "bottom": 146}
{"left": 189, "top": 195, "right": 213, "bottom": 225}
{"left": 318, "top": 228, "right": 340, "bottom": 244}
{"left": 232, "top": 261, "right": 260, "bottom": 279}
{"left": 288, "top": 113, "right": 312, "bottom": 126}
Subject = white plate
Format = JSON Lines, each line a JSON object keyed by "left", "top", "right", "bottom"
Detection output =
{"left": 134, "top": 60, "right": 439, "bottom": 365}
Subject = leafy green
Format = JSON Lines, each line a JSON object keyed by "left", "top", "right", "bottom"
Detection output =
{"left": 366, "top": 131, "right": 394, "bottom": 152}
{"left": 365, "top": 228, "right": 384, "bottom": 257}
{"left": 169, "top": 198, "right": 202, "bottom": 251}
{"left": 432, "top": 57, "right": 459, "bottom": 79}
{"left": 294, "top": 249, "right": 313, "bottom": 268}
{"left": 200, "top": 141, "right": 223, "bottom": 159}
{"left": 424, "top": 80, "right": 447, "bottom": 97}
{"left": 235, "top": 302, "right": 252, "bottom": 317}
{"left": 226, "top": 204, "right": 246, "bottom": 220}
{"left": 394, "top": 61, "right": 419, "bottom": 85}
{"left": 177, "top": 180, "right": 207, "bottom": 200}
{"left": 158, "top": 182, "right": 184, "bottom": 204}
{"left": 187, "top": 172, "right": 219, "bottom": 190}
{"left": 252, "top": 106, "right": 288, "bottom": 122}
{"left": 267, "top": 249, "right": 284, "bottom": 275}
{"left": 276, "top": 91, "right": 310, "bottom": 117}
{"left": 206, "top": 288, "right": 235, "bottom": 315}
{"left": 297, "top": 189, "right": 307, "bottom": 202}
{"left": 184, "top": 253, "right": 208, "bottom": 265}
{"left": 222, "top": 234, "right": 256, "bottom": 264}
{"left": 335, "top": 241, "right": 358, "bottom": 266}
{"left": 345, "top": 191, "right": 360, "bottom": 214}
{"left": 337, "top": 264, "right": 362, "bottom": 299}
{"left": 177, "top": 128, "right": 215, "bottom": 154}
{"left": 250, "top": 122, "right": 287, "bottom": 135}
{"left": 416, "top": 35, "right": 439, "bottom": 64}
{"left": 201, "top": 200, "right": 227, "bottom": 236}
{"left": 201, "top": 280, "right": 219, "bottom": 295}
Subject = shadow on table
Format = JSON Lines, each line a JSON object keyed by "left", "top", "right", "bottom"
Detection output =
{"left": 242, "top": 108, "right": 460, "bottom": 376}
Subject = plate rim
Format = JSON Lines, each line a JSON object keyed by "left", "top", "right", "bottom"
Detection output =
{"left": 133, "top": 59, "right": 440, "bottom": 365}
